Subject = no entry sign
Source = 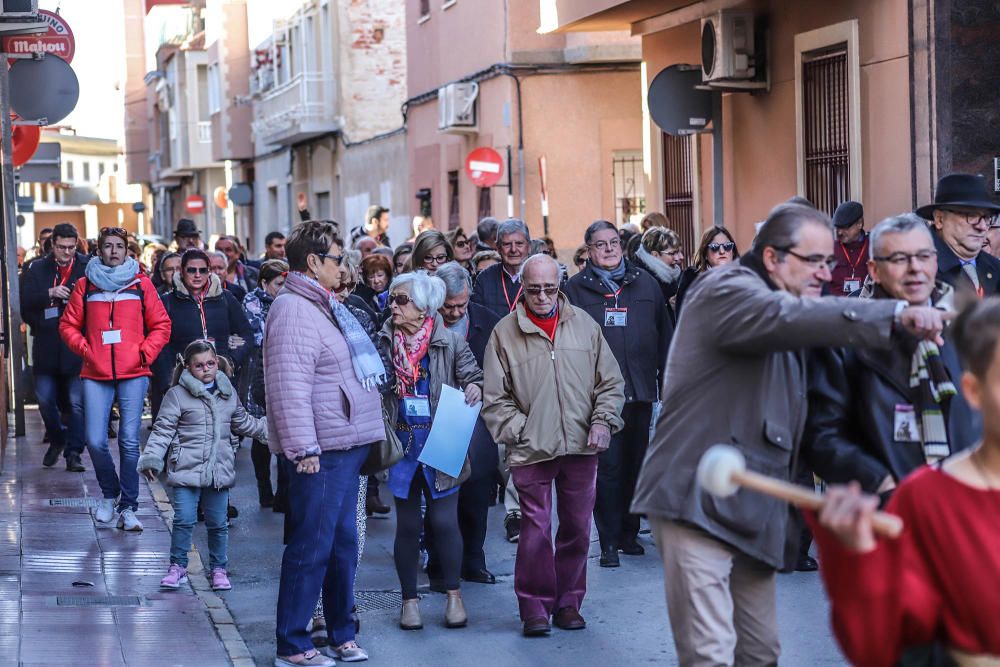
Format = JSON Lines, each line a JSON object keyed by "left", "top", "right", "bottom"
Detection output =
{"left": 465, "top": 147, "right": 504, "bottom": 188}
{"left": 184, "top": 195, "right": 206, "bottom": 214}
{"left": 3, "top": 10, "right": 75, "bottom": 64}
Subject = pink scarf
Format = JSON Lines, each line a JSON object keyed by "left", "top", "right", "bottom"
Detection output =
{"left": 392, "top": 316, "right": 434, "bottom": 396}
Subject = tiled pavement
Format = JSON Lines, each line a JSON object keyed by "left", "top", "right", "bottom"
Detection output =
{"left": 0, "top": 411, "right": 236, "bottom": 666}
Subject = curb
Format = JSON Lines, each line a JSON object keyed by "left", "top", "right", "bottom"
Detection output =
{"left": 147, "top": 477, "right": 255, "bottom": 667}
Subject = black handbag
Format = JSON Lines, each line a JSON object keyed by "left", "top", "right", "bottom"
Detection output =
{"left": 360, "top": 409, "right": 404, "bottom": 476}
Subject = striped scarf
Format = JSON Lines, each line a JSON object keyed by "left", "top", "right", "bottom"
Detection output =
{"left": 909, "top": 340, "right": 956, "bottom": 463}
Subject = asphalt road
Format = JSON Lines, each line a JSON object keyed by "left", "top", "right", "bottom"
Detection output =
{"left": 185, "top": 448, "right": 848, "bottom": 666}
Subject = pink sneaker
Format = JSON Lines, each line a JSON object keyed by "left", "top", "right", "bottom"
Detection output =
{"left": 211, "top": 568, "right": 232, "bottom": 591}
{"left": 160, "top": 564, "right": 188, "bottom": 590}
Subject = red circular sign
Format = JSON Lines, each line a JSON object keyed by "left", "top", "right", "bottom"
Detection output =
{"left": 465, "top": 147, "right": 504, "bottom": 188}
{"left": 11, "top": 118, "right": 40, "bottom": 167}
{"left": 185, "top": 195, "right": 206, "bottom": 214}
{"left": 3, "top": 10, "right": 75, "bottom": 64}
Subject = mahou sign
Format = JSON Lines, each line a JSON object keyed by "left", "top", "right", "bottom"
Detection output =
{"left": 3, "top": 10, "right": 76, "bottom": 64}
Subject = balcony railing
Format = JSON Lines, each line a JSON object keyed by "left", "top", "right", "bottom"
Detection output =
{"left": 252, "top": 71, "right": 337, "bottom": 145}
{"left": 197, "top": 121, "right": 212, "bottom": 143}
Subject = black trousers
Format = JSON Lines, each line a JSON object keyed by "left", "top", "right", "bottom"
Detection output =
{"left": 593, "top": 401, "right": 653, "bottom": 550}
{"left": 457, "top": 473, "right": 493, "bottom": 572}
{"left": 395, "top": 474, "right": 461, "bottom": 599}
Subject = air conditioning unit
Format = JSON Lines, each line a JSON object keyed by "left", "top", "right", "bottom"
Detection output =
{"left": 0, "top": 0, "right": 38, "bottom": 17}
{"left": 437, "top": 82, "right": 478, "bottom": 134}
{"left": 701, "top": 10, "right": 756, "bottom": 83}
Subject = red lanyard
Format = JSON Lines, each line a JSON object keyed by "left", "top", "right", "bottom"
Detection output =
{"left": 839, "top": 238, "right": 868, "bottom": 277}
{"left": 501, "top": 271, "right": 523, "bottom": 313}
{"left": 603, "top": 287, "right": 623, "bottom": 307}
{"left": 194, "top": 291, "right": 208, "bottom": 339}
{"left": 52, "top": 257, "right": 74, "bottom": 287}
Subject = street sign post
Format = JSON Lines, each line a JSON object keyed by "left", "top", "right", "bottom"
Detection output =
{"left": 184, "top": 195, "right": 205, "bottom": 214}
{"left": 465, "top": 147, "right": 504, "bottom": 188}
{"left": 2, "top": 9, "right": 75, "bottom": 64}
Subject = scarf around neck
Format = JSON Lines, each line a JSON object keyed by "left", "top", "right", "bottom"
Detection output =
{"left": 86, "top": 256, "right": 140, "bottom": 292}
{"left": 288, "top": 271, "right": 386, "bottom": 391}
{"left": 591, "top": 260, "right": 627, "bottom": 292}
{"left": 392, "top": 316, "right": 434, "bottom": 397}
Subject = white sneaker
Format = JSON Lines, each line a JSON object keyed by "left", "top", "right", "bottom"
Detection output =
{"left": 117, "top": 508, "right": 143, "bottom": 532}
{"left": 94, "top": 499, "right": 115, "bottom": 524}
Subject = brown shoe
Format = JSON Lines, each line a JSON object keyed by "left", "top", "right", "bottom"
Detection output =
{"left": 399, "top": 598, "right": 422, "bottom": 630}
{"left": 553, "top": 607, "right": 586, "bottom": 630}
{"left": 522, "top": 616, "right": 550, "bottom": 637}
{"left": 444, "top": 590, "right": 467, "bottom": 628}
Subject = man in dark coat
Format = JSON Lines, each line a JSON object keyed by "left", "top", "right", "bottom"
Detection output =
{"left": 830, "top": 200, "right": 868, "bottom": 296}
{"left": 917, "top": 173, "right": 1000, "bottom": 297}
{"left": 432, "top": 261, "right": 502, "bottom": 584}
{"left": 19, "top": 223, "right": 89, "bottom": 471}
{"left": 563, "top": 220, "right": 672, "bottom": 567}
{"left": 805, "top": 214, "right": 981, "bottom": 496}
{"left": 631, "top": 202, "right": 953, "bottom": 666}
{"left": 471, "top": 218, "right": 531, "bottom": 319}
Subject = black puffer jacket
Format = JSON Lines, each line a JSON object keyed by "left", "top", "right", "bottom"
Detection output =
{"left": 563, "top": 262, "right": 672, "bottom": 404}
{"left": 159, "top": 274, "right": 253, "bottom": 369}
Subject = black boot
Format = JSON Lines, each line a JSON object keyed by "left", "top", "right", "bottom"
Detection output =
{"left": 258, "top": 482, "right": 274, "bottom": 508}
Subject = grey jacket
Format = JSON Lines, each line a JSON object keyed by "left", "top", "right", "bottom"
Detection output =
{"left": 138, "top": 370, "right": 268, "bottom": 489}
{"left": 631, "top": 255, "right": 899, "bottom": 569}
{"left": 377, "top": 314, "right": 484, "bottom": 492}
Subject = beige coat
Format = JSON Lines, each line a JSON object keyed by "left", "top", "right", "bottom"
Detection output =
{"left": 139, "top": 370, "right": 267, "bottom": 489}
{"left": 482, "top": 295, "right": 625, "bottom": 467}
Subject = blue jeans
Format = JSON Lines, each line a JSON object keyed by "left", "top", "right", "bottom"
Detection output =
{"left": 275, "top": 445, "right": 370, "bottom": 655}
{"left": 170, "top": 486, "right": 229, "bottom": 570}
{"left": 34, "top": 373, "right": 85, "bottom": 456}
{"left": 83, "top": 377, "right": 148, "bottom": 511}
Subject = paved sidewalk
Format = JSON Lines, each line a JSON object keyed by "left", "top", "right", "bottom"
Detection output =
{"left": 1, "top": 410, "right": 235, "bottom": 667}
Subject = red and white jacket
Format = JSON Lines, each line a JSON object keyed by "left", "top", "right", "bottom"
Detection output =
{"left": 60, "top": 271, "right": 172, "bottom": 382}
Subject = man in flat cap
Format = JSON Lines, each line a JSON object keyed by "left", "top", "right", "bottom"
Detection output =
{"left": 830, "top": 201, "right": 867, "bottom": 296}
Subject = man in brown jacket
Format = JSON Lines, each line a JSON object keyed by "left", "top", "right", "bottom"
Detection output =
{"left": 631, "top": 202, "right": 953, "bottom": 666}
{"left": 483, "top": 254, "right": 625, "bottom": 638}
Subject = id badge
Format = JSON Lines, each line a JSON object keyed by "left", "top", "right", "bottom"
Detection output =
{"left": 893, "top": 404, "right": 920, "bottom": 442}
{"left": 402, "top": 397, "right": 431, "bottom": 418}
{"left": 604, "top": 308, "right": 628, "bottom": 327}
{"left": 843, "top": 279, "right": 861, "bottom": 294}
{"left": 102, "top": 329, "right": 122, "bottom": 345}
{"left": 44, "top": 306, "right": 59, "bottom": 320}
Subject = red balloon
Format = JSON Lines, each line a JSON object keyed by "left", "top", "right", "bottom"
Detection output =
{"left": 12, "top": 117, "right": 41, "bottom": 167}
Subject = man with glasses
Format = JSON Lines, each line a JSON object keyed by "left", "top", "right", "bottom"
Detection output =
{"left": 563, "top": 220, "right": 672, "bottom": 568}
{"left": 916, "top": 173, "right": 1000, "bottom": 297}
{"left": 20, "top": 223, "right": 90, "bottom": 471}
{"left": 632, "top": 202, "right": 955, "bottom": 666}
{"left": 804, "top": 213, "right": 980, "bottom": 502}
{"left": 482, "top": 253, "right": 624, "bottom": 637}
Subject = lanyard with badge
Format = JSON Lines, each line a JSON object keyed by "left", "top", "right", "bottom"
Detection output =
{"left": 839, "top": 238, "right": 867, "bottom": 294}
{"left": 603, "top": 286, "right": 627, "bottom": 327}
{"left": 501, "top": 271, "right": 523, "bottom": 313}
{"left": 102, "top": 280, "right": 138, "bottom": 346}
{"left": 401, "top": 354, "right": 431, "bottom": 419}
{"left": 195, "top": 291, "right": 211, "bottom": 342}
{"left": 45, "top": 257, "right": 75, "bottom": 320}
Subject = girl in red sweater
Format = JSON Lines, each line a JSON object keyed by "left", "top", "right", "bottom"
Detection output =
{"left": 813, "top": 300, "right": 1000, "bottom": 667}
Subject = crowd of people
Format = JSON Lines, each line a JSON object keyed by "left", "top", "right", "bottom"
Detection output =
{"left": 16, "top": 173, "right": 1000, "bottom": 666}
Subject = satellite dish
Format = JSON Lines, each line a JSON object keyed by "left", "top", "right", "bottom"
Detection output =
{"left": 647, "top": 65, "right": 714, "bottom": 136}
{"left": 9, "top": 55, "right": 80, "bottom": 125}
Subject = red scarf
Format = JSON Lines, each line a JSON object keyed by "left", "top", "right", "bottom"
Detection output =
{"left": 526, "top": 306, "right": 558, "bottom": 342}
{"left": 392, "top": 316, "right": 434, "bottom": 396}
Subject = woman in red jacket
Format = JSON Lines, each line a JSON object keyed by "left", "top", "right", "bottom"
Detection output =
{"left": 60, "top": 227, "right": 171, "bottom": 531}
{"left": 813, "top": 300, "right": 1000, "bottom": 667}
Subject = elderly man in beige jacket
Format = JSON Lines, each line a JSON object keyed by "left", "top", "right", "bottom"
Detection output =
{"left": 483, "top": 253, "right": 625, "bottom": 638}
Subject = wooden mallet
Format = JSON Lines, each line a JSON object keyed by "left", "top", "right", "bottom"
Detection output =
{"left": 696, "top": 444, "right": 904, "bottom": 539}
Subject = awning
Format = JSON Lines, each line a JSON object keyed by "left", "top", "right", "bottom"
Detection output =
{"left": 145, "top": 0, "right": 190, "bottom": 14}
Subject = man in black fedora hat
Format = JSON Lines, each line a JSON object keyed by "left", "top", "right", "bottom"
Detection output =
{"left": 831, "top": 200, "right": 867, "bottom": 295}
{"left": 173, "top": 218, "right": 202, "bottom": 252}
{"left": 916, "top": 173, "right": 1000, "bottom": 297}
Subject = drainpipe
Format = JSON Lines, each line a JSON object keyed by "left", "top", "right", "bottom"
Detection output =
{"left": 499, "top": 70, "right": 526, "bottom": 221}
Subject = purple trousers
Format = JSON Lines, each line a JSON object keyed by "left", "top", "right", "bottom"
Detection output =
{"left": 510, "top": 454, "right": 598, "bottom": 620}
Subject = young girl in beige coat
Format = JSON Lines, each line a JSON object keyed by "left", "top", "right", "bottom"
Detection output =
{"left": 138, "top": 340, "right": 268, "bottom": 592}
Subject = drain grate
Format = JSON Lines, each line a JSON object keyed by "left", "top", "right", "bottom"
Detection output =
{"left": 48, "top": 498, "right": 99, "bottom": 508}
{"left": 355, "top": 590, "right": 401, "bottom": 613}
{"left": 56, "top": 595, "right": 143, "bottom": 607}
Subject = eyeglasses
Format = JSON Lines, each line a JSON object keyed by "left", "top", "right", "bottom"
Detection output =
{"left": 781, "top": 248, "right": 838, "bottom": 271}
{"left": 191, "top": 359, "right": 217, "bottom": 372}
{"left": 422, "top": 253, "right": 449, "bottom": 266}
{"left": 942, "top": 208, "right": 997, "bottom": 228}
{"left": 185, "top": 267, "right": 210, "bottom": 275}
{"left": 663, "top": 248, "right": 684, "bottom": 258}
{"left": 873, "top": 250, "right": 938, "bottom": 266}
{"left": 388, "top": 293, "right": 412, "bottom": 307}
{"left": 524, "top": 286, "right": 559, "bottom": 296}
{"left": 707, "top": 242, "right": 735, "bottom": 253}
{"left": 589, "top": 239, "right": 621, "bottom": 252}
{"left": 454, "top": 240, "right": 470, "bottom": 249}
{"left": 316, "top": 252, "right": 343, "bottom": 266}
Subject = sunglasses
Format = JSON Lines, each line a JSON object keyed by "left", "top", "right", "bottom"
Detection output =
{"left": 100, "top": 226, "right": 128, "bottom": 237}
{"left": 316, "top": 252, "right": 343, "bottom": 266}
{"left": 388, "top": 293, "right": 412, "bottom": 307}
{"left": 454, "top": 240, "right": 470, "bottom": 249}
{"left": 335, "top": 281, "right": 357, "bottom": 293}
{"left": 524, "top": 286, "right": 559, "bottom": 296}
{"left": 185, "top": 266, "right": 210, "bottom": 275}
{"left": 574, "top": 257, "right": 587, "bottom": 266}
{"left": 707, "top": 242, "right": 735, "bottom": 253}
